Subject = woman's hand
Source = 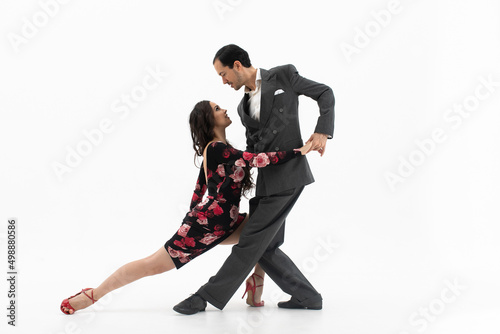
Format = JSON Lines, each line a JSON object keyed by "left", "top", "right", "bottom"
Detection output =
{"left": 306, "top": 133, "right": 328, "bottom": 156}
{"left": 299, "top": 142, "right": 313, "bottom": 155}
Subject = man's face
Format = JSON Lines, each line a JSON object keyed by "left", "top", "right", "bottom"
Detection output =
{"left": 214, "top": 59, "right": 244, "bottom": 90}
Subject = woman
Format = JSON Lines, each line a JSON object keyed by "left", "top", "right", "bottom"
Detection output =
{"left": 60, "top": 100, "right": 312, "bottom": 314}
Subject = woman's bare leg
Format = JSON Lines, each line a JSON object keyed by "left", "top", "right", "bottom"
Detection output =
{"left": 220, "top": 215, "right": 249, "bottom": 245}
{"left": 220, "top": 215, "right": 265, "bottom": 304}
{"left": 62, "top": 246, "right": 174, "bottom": 314}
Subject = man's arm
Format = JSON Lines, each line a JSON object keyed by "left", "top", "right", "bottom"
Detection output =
{"left": 287, "top": 64, "right": 335, "bottom": 156}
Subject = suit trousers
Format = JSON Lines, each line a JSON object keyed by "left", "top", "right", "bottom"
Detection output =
{"left": 196, "top": 186, "right": 321, "bottom": 309}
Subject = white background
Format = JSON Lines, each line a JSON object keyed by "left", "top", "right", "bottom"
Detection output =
{"left": 1, "top": 0, "right": 499, "bottom": 333}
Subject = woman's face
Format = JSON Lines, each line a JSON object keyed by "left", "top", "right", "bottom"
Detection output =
{"left": 210, "top": 101, "right": 232, "bottom": 129}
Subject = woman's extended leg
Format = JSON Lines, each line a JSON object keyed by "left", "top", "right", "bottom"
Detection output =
{"left": 219, "top": 215, "right": 265, "bottom": 306}
{"left": 61, "top": 246, "right": 174, "bottom": 314}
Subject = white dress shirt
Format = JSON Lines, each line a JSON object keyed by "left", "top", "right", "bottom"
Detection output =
{"left": 245, "top": 68, "right": 262, "bottom": 121}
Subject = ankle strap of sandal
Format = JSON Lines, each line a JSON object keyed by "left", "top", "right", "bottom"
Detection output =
{"left": 82, "top": 289, "right": 97, "bottom": 304}
{"left": 252, "top": 273, "right": 264, "bottom": 280}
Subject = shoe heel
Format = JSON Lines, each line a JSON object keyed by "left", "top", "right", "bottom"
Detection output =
{"left": 242, "top": 282, "right": 251, "bottom": 299}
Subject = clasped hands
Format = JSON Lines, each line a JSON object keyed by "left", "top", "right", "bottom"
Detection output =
{"left": 298, "top": 133, "right": 329, "bottom": 156}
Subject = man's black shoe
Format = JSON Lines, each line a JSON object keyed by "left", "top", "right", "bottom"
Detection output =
{"left": 278, "top": 296, "right": 322, "bottom": 310}
{"left": 173, "top": 294, "right": 207, "bottom": 315}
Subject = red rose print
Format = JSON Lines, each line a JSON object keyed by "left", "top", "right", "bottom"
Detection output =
{"left": 192, "top": 193, "right": 199, "bottom": 203}
{"left": 178, "top": 224, "right": 191, "bottom": 237}
{"left": 197, "top": 216, "right": 208, "bottom": 225}
{"left": 217, "top": 164, "right": 225, "bottom": 177}
{"left": 208, "top": 201, "right": 218, "bottom": 211}
{"left": 213, "top": 205, "right": 224, "bottom": 215}
{"left": 197, "top": 211, "right": 206, "bottom": 220}
{"left": 223, "top": 149, "right": 230, "bottom": 158}
{"left": 199, "top": 233, "right": 219, "bottom": 245}
{"left": 252, "top": 153, "right": 270, "bottom": 167}
{"left": 184, "top": 237, "right": 196, "bottom": 247}
{"left": 278, "top": 151, "right": 286, "bottom": 159}
{"left": 235, "top": 158, "right": 246, "bottom": 167}
{"left": 231, "top": 214, "right": 244, "bottom": 228}
{"left": 230, "top": 205, "right": 239, "bottom": 220}
{"left": 243, "top": 152, "right": 254, "bottom": 161}
{"left": 270, "top": 155, "right": 279, "bottom": 164}
{"left": 168, "top": 246, "right": 180, "bottom": 258}
{"left": 207, "top": 211, "right": 214, "bottom": 218}
{"left": 214, "top": 230, "right": 225, "bottom": 237}
{"left": 207, "top": 170, "right": 213, "bottom": 179}
{"left": 178, "top": 252, "right": 190, "bottom": 263}
{"left": 216, "top": 193, "right": 226, "bottom": 203}
{"left": 229, "top": 167, "right": 245, "bottom": 183}
{"left": 174, "top": 240, "right": 185, "bottom": 249}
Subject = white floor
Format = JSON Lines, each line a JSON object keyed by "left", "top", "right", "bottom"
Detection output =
{"left": 2, "top": 239, "right": 499, "bottom": 334}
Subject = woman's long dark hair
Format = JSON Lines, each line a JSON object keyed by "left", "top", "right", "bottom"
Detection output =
{"left": 189, "top": 100, "right": 254, "bottom": 196}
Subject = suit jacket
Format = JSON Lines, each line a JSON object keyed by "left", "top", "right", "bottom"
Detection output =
{"left": 237, "top": 64, "right": 335, "bottom": 196}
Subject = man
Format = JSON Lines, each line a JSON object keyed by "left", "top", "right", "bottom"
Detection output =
{"left": 174, "top": 44, "right": 335, "bottom": 314}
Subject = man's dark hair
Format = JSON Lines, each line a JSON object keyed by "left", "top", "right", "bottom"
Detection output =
{"left": 213, "top": 44, "right": 252, "bottom": 69}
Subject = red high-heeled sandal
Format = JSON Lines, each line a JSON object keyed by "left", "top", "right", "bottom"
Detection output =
{"left": 60, "top": 288, "right": 97, "bottom": 315}
{"left": 242, "top": 273, "right": 264, "bottom": 307}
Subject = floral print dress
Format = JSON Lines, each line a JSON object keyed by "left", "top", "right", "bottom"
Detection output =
{"left": 164, "top": 141, "right": 300, "bottom": 268}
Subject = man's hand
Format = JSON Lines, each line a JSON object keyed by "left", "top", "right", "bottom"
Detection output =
{"left": 306, "top": 133, "right": 328, "bottom": 157}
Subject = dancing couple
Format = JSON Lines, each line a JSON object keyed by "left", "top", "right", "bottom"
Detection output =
{"left": 60, "top": 44, "right": 335, "bottom": 315}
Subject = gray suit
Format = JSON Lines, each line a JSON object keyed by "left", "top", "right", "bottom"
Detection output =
{"left": 196, "top": 64, "right": 335, "bottom": 309}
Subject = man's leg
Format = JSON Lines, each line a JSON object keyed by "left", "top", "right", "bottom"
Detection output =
{"left": 194, "top": 187, "right": 304, "bottom": 309}
{"left": 258, "top": 225, "right": 322, "bottom": 306}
